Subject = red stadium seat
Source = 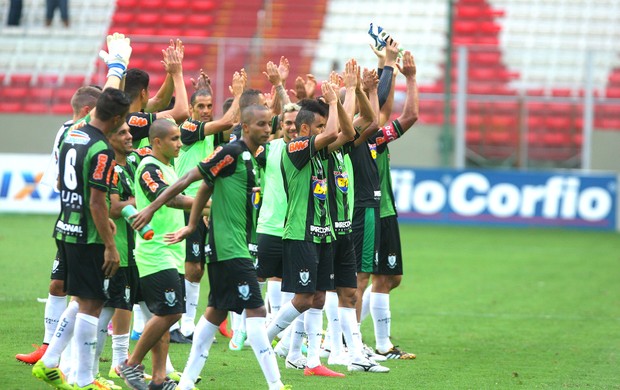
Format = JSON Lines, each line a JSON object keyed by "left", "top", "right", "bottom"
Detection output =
{"left": 0, "top": 102, "right": 22, "bottom": 112}
{"left": 10, "top": 74, "right": 32, "bottom": 85}
{"left": 2, "top": 86, "right": 29, "bottom": 100}
{"left": 190, "top": 1, "right": 215, "bottom": 12}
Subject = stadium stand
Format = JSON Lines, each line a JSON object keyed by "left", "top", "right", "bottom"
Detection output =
{"left": 0, "top": 0, "right": 618, "bottom": 167}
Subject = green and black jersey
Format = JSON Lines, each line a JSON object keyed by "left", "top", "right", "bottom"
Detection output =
{"left": 109, "top": 147, "right": 151, "bottom": 267}
{"left": 197, "top": 140, "right": 261, "bottom": 261}
{"left": 281, "top": 135, "right": 335, "bottom": 243}
{"left": 371, "top": 120, "right": 405, "bottom": 218}
{"left": 53, "top": 124, "right": 115, "bottom": 244}
{"left": 134, "top": 155, "right": 185, "bottom": 277}
{"left": 175, "top": 118, "right": 227, "bottom": 197}
{"left": 126, "top": 111, "right": 157, "bottom": 149}
{"left": 327, "top": 141, "right": 355, "bottom": 235}
{"left": 349, "top": 132, "right": 381, "bottom": 209}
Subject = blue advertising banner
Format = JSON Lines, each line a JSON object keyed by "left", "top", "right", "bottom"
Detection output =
{"left": 391, "top": 168, "right": 617, "bottom": 230}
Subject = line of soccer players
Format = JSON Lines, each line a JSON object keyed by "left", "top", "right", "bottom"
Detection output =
{"left": 24, "top": 28, "right": 418, "bottom": 390}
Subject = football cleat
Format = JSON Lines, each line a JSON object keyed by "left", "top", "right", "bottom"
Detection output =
{"left": 303, "top": 364, "right": 345, "bottom": 377}
{"left": 130, "top": 330, "right": 142, "bottom": 341}
{"left": 32, "top": 360, "right": 73, "bottom": 390}
{"left": 348, "top": 359, "right": 390, "bottom": 373}
{"left": 285, "top": 356, "right": 307, "bottom": 370}
{"left": 375, "top": 346, "right": 416, "bottom": 360}
{"left": 16, "top": 343, "right": 48, "bottom": 365}
{"left": 95, "top": 373, "right": 121, "bottom": 389}
{"left": 166, "top": 371, "right": 201, "bottom": 385}
{"left": 273, "top": 340, "right": 289, "bottom": 358}
{"left": 118, "top": 360, "right": 147, "bottom": 390}
{"left": 327, "top": 352, "right": 350, "bottom": 366}
{"left": 73, "top": 379, "right": 113, "bottom": 389}
{"left": 169, "top": 329, "right": 192, "bottom": 344}
{"left": 219, "top": 318, "right": 233, "bottom": 338}
{"left": 363, "top": 344, "right": 387, "bottom": 362}
{"left": 146, "top": 379, "right": 177, "bottom": 390}
{"left": 228, "top": 330, "right": 247, "bottom": 351}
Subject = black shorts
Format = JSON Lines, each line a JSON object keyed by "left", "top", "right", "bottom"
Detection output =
{"left": 104, "top": 265, "right": 141, "bottom": 310}
{"left": 352, "top": 207, "right": 380, "bottom": 273}
{"left": 140, "top": 269, "right": 186, "bottom": 316}
{"left": 185, "top": 212, "right": 207, "bottom": 264}
{"left": 376, "top": 216, "right": 403, "bottom": 275}
{"left": 50, "top": 249, "right": 65, "bottom": 281}
{"left": 207, "top": 258, "right": 264, "bottom": 314}
{"left": 256, "top": 233, "right": 283, "bottom": 279}
{"left": 281, "top": 240, "right": 334, "bottom": 294}
{"left": 57, "top": 240, "right": 107, "bottom": 300}
{"left": 333, "top": 234, "right": 357, "bottom": 289}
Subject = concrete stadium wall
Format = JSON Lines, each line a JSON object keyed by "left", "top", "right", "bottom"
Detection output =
{"left": 1, "top": 113, "right": 619, "bottom": 172}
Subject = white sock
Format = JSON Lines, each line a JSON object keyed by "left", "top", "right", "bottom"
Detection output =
{"left": 259, "top": 281, "right": 267, "bottom": 296}
{"left": 93, "top": 307, "right": 114, "bottom": 377}
{"left": 43, "top": 294, "right": 67, "bottom": 344}
{"left": 166, "top": 354, "right": 175, "bottom": 374}
{"left": 42, "top": 300, "right": 78, "bottom": 368}
{"left": 324, "top": 292, "right": 343, "bottom": 355}
{"left": 231, "top": 311, "right": 246, "bottom": 334}
{"left": 74, "top": 313, "right": 98, "bottom": 387}
{"left": 267, "top": 280, "right": 282, "bottom": 316}
{"left": 276, "top": 291, "right": 294, "bottom": 339}
{"left": 370, "top": 292, "right": 392, "bottom": 352}
{"left": 139, "top": 301, "right": 153, "bottom": 322}
{"left": 170, "top": 321, "right": 180, "bottom": 332}
{"left": 111, "top": 333, "right": 130, "bottom": 368}
{"left": 361, "top": 284, "right": 372, "bottom": 323}
{"left": 247, "top": 317, "right": 281, "bottom": 386}
{"left": 266, "top": 301, "right": 302, "bottom": 342}
{"left": 339, "top": 307, "right": 365, "bottom": 363}
{"left": 178, "top": 316, "right": 217, "bottom": 390}
{"left": 132, "top": 304, "right": 144, "bottom": 333}
{"left": 304, "top": 308, "right": 323, "bottom": 368}
{"left": 58, "top": 332, "right": 72, "bottom": 378}
{"left": 181, "top": 280, "right": 200, "bottom": 337}
{"left": 286, "top": 317, "right": 305, "bottom": 361}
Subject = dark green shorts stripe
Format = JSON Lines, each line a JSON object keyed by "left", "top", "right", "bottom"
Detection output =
{"left": 361, "top": 207, "right": 376, "bottom": 273}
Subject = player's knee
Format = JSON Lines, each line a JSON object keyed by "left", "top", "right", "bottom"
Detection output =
{"left": 246, "top": 306, "right": 267, "bottom": 318}
{"left": 390, "top": 275, "right": 402, "bottom": 290}
{"left": 49, "top": 280, "right": 66, "bottom": 296}
{"left": 184, "top": 262, "right": 204, "bottom": 282}
{"left": 292, "top": 293, "right": 314, "bottom": 312}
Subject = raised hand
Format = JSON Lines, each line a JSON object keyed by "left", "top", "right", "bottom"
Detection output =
{"left": 190, "top": 69, "right": 212, "bottom": 92}
{"left": 321, "top": 81, "right": 337, "bottom": 104}
{"left": 278, "top": 56, "right": 290, "bottom": 83}
{"left": 263, "top": 61, "right": 282, "bottom": 87}
{"left": 343, "top": 58, "right": 358, "bottom": 89}
{"left": 161, "top": 45, "right": 182, "bottom": 75}
{"left": 362, "top": 67, "right": 379, "bottom": 92}
{"left": 396, "top": 51, "right": 416, "bottom": 79}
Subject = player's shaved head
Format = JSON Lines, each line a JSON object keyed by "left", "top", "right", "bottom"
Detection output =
{"left": 241, "top": 104, "right": 270, "bottom": 125}
{"left": 71, "top": 86, "right": 101, "bottom": 116}
{"left": 124, "top": 69, "right": 150, "bottom": 101}
{"left": 148, "top": 118, "right": 177, "bottom": 143}
{"left": 239, "top": 89, "right": 264, "bottom": 111}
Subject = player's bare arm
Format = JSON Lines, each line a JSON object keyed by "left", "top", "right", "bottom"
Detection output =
{"left": 91, "top": 187, "right": 120, "bottom": 278}
{"left": 314, "top": 82, "right": 339, "bottom": 151}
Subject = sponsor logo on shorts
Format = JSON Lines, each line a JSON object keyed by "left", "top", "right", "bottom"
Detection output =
{"left": 165, "top": 289, "right": 178, "bottom": 307}
{"left": 124, "top": 285, "right": 131, "bottom": 303}
{"left": 374, "top": 190, "right": 381, "bottom": 201}
{"left": 248, "top": 243, "right": 258, "bottom": 256}
{"left": 299, "top": 269, "right": 310, "bottom": 287}
{"left": 238, "top": 282, "right": 251, "bottom": 301}
{"left": 192, "top": 242, "right": 200, "bottom": 257}
{"left": 374, "top": 251, "right": 379, "bottom": 266}
{"left": 388, "top": 254, "right": 397, "bottom": 269}
{"left": 51, "top": 258, "right": 60, "bottom": 274}
{"left": 204, "top": 244, "right": 212, "bottom": 256}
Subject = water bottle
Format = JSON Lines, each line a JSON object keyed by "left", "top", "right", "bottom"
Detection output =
{"left": 121, "top": 205, "right": 154, "bottom": 240}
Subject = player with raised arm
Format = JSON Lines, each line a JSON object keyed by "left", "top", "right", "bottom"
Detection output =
{"left": 173, "top": 70, "right": 245, "bottom": 342}
{"left": 264, "top": 81, "right": 353, "bottom": 378}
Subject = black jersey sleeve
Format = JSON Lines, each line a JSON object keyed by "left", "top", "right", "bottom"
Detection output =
{"left": 138, "top": 163, "right": 171, "bottom": 202}
{"left": 374, "top": 119, "right": 404, "bottom": 153}
{"left": 254, "top": 143, "right": 267, "bottom": 168}
{"left": 126, "top": 112, "right": 157, "bottom": 141}
{"left": 110, "top": 167, "right": 121, "bottom": 196}
{"left": 197, "top": 143, "right": 242, "bottom": 187}
{"left": 285, "top": 135, "right": 315, "bottom": 170}
{"left": 180, "top": 119, "right": 206, "bottom": 145}
{"left": 88, "top": 149, "right": 115, "bottom": 192}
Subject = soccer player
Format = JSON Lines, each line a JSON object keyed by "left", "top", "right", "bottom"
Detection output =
{"left": 118, "top": 119, "right": 201, "bottom": 390}
{"left": 174, "top": 70, "right": 245, "bottom": 341}
{"left": 125, "top": 40, "right": 189, "bottom": 149}
{"left": 265, "top": 82, "right": 352, "bottom": 377}
{"left": 132, "top": 105, "right": 288, "bottom": 390}
{"left": 17, "top": 85, "right": 101, "bottom": 366}
{"left": 367, "top": 50, "right": 419, "bottom": 360}
{"left": 32, "top": 32, "right": 132, "bottom": 390}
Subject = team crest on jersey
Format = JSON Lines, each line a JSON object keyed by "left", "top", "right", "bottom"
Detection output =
{"left": 242, "top": 151, "right": 251, "bottom": 161}
{"left": 388, "top": 254, "right": 397, "bottom": 269}
{"left": 299, "top": 269, "right": 311, "bottom": 286}
{"left": 312, "top": 178, "right": 327, "bottom": 200}
{"left": 114, "top": 165, "right": 124, "bottom": 173}
{"left": 164, "top": 289, "right": 178, "bottom": 307}
{"left": 51, "top": 258, "right": 60, "bottom": 274}
{"left": 369, "top": 143, "right": 377, "bottom": 160}
{"left": 229, "top": 133, "right": 238, "bottom": 142}
{"left": 238, "top": 283, "right": 251, "bottom": 301}
{"left": 65, "top": 129, "right": 91, "bottom": 145}
{"left": 124, "top": 285, "right": 131, "bottom": 303}
{"left": 127, "top": 154, "right": 136, "bottom": 163}
{"left": 255, "top": 145, "right": 265, "bottom": 157}
{"left": 192, "top": 242, "right": 200, "bottom": 257}
{"left": 334, "top": 171, "right": 349, "bottom": 193}
{"left": 252, "top": 190, "right": 262, "bottom": 209}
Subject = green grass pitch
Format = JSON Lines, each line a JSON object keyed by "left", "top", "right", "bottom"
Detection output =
{"left": 1, "top": 214, "right": 618, "bottom": 389}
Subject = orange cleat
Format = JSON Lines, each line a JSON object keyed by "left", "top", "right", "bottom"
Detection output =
{"left": 303, "top": 365, "right": 345, "bottom": 377}
{"left": 219, "top": 318, "right": 233, "bottom": 338}
{"left": 16, "top": 344, "right": 48, "bottom": 365}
